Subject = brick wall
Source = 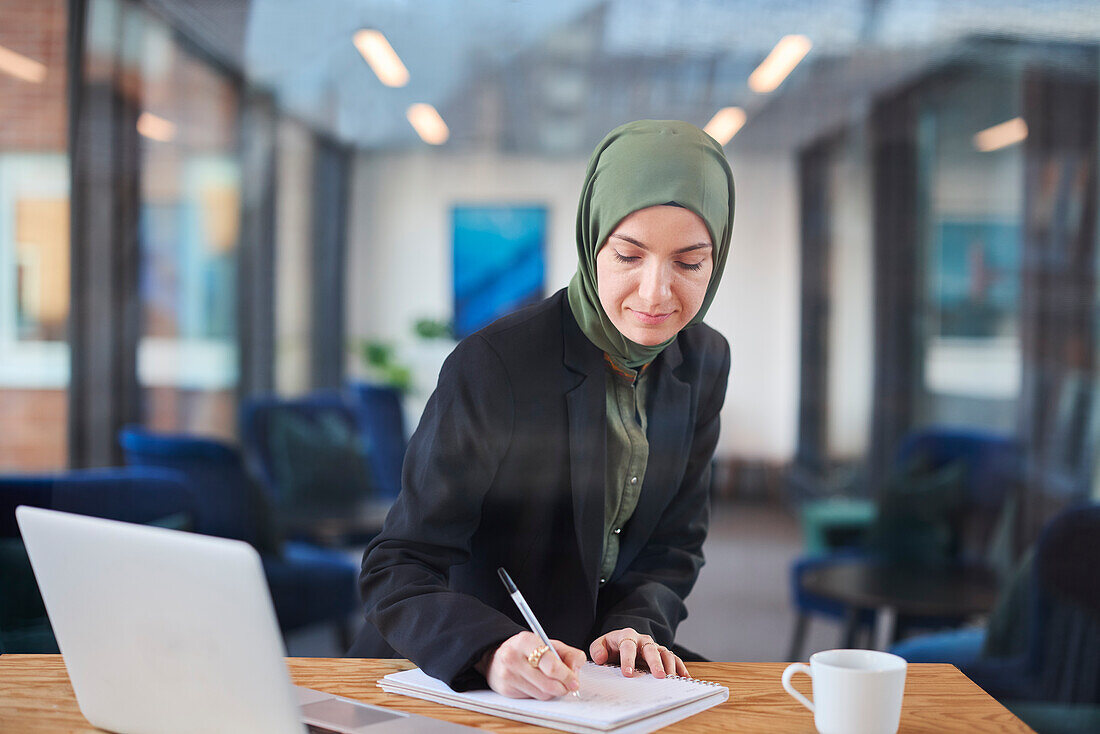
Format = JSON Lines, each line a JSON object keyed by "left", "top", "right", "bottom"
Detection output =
{"left": 0, "top": 4, "right": 245, "bottom": 472}
{"left": 0, "top": 388, "right": 66, "bottom": 470}
{"left": 0, "top": 0, "right": 67, "bottom": 150}
{"left": 0, "top": 2, "right": 69, "bottom": 471}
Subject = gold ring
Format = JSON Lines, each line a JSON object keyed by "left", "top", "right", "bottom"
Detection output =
{"left": 527, "top": 644, "right": 550, "bottom": 668}
{"left": 641, "top": 641, "right": 660, "bottom": 652}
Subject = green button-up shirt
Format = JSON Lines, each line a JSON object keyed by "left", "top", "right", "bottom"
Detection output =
{"left": 599, "top": 357, "right": 650, "bottom": 585}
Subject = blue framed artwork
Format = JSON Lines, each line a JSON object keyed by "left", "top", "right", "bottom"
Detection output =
{"left": 452, "top": 205, "right": 547, "bottom": 339}
{"left": 931, "top": 219, "right": 1020, "bottom": 338}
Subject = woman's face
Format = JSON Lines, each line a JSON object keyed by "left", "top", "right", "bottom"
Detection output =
{"left": 595, "top": 205, "right": 714, "bottom": 347}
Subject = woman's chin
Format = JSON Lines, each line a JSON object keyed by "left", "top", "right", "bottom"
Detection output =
{"left": 625, "top": 328, "right": 675, "bottom": 346}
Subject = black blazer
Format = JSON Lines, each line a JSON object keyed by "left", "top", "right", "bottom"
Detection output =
{"left": 349, "top": 289, "right": 730, "bottom": 690}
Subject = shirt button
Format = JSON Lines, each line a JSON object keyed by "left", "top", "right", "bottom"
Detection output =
{"left": 630, "top": 476, "right": 638, "bottom": 485}
{"left": 613, "top": 527, "right": 621, "bottom": 534}
{"left": 600, "top": 577, "right": 606, "bottom": 584}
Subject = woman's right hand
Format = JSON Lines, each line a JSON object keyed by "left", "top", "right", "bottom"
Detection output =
{"left": 476, "top": 631, "right": 586, "bottom": 699}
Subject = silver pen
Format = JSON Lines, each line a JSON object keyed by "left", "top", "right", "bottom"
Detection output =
{"left": 497, "top": 567, "right": 580, "bottom": 698}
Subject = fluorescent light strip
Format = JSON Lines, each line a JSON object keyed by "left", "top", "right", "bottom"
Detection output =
{"left": 704, "top": 107, "right": 747, "bottom": 146}
{"left": 748, "top": 35, "right": 812, "bottom": 94}
{"left": 973, "top": 117, "right": 1028, "bottom": 152}
{"left": 137, "top": 112, "right": 177, "bottom": 142}
{"left": 353, "top": 29, "right": 409, "bottom": 88}
{"left": 406, "top": 104, "right": 449, "bottom": 145}
{"left": 0, "top": 43, "right": 47, "bottom": 83}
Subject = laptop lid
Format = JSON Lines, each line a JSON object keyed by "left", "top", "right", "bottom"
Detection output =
{"left": 17, "top": 505, "right": 305, "bottom": 734}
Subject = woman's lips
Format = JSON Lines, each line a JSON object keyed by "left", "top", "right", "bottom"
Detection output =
{"left": 630, "top": 309, "right": 673, "bottom": 325}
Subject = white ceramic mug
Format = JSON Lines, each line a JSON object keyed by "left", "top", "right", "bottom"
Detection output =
{"left": 782, "top": 649, "right": 907, "bottom": 734}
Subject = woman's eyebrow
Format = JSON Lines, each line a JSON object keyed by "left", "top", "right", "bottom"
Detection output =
{"left": 611, "top": 234, "right": 712, "bottom": 254}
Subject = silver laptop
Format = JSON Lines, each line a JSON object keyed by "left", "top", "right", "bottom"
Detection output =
{"left": 16, "top": 506, "right": 471, "bottom": 734}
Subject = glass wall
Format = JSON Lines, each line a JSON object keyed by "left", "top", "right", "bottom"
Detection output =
{"left": 916, "top": 63, "right": 1024, "bottom": 432}
{"left": 0, "top": 0, "right": 70, "bottom": 470}
{"left": 125, "top": 2, "right": 242, "bottom": 438}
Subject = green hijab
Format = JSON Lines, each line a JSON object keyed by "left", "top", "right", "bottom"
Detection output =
{"left": 566, "top": 120, "right": 735, "bottom": 369}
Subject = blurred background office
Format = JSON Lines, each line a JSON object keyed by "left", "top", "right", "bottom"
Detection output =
{"left": 0, "top": 1, "right": 1098, "bottom": 730}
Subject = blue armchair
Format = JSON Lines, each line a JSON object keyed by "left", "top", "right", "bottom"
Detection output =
{"left": 119, "top": 427, "right": 270, "bottom": 546}
{"left": 119, "top": 427, "right": 359, "bottom": 643}
{"left": 787, "top": 426, "right": 1022, "bottom": 660}
{"left": 1, "top": 467, "right": 197, "bottom": 653}
{"left": 346, "top": 382, "right": 407, "bottom": 500}
{"left": 240, "top": 392, "right": 385, "bottom": 546}
{"left": 240, "top": 392, "right": 372, "bottom": 507}
{"left": 892, "top": 503, "right": 1100, "bottom": 733}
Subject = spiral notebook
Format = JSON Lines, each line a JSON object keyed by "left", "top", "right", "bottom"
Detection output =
{"left": 378, "top": 662, "right": 729, "bottom": 734}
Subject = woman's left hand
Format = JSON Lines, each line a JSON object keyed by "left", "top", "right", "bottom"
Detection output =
{"left": 589, "top": 627, "right": 689, "bottom": 679}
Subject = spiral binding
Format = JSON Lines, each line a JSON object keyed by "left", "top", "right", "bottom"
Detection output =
{"left": 592, "top": 662, "right": 723, "bottom": 687}
{"left": 666, "top": 673, "right": 722, "bottom": 687}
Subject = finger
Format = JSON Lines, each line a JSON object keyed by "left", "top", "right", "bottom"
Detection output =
{"left": 488, "top": 651, "right": 546, "bottom": 699}
{"left": 554, "top": 641, "right": 587, "bottom": 675}
{"left": 659, "top": 648, "right": 678, "bottom": 678}
{"left": 674, "top": 656, "right": 691, "bottom": 678}
{"left": 589, "top": 636, "right": 611, "bottom": 664}
{"left": 642, "top": 643, "right": 665, "bottom": 678}
{"left": 519, "top": 658, "right": 568, "bottom": 699}
{"left": 538, "top": 647, "right": 580, "bottom": 693}
{"left": 495, "top": 634, "right": 559, "bottom": 699}
{"left": 511, "top": 668, "right": 559, "bottom": 700}
{"left": 619, "top": 637, "right": 639, "bottom": 676}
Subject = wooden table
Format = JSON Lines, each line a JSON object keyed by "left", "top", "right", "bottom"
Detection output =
{"left": 800, "top": 559, "right": 1001, "bottom": 649}
{"left": 0, "top": 655, "right": 1034, "bottom": 733}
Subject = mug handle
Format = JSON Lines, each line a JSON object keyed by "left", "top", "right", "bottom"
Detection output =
{"left": 781, "top": 663, "right": 815, "bottom": 713}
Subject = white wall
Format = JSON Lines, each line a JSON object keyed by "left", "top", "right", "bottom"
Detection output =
{"left": 826, "top": 138, "right": 874, "bottom": 459}
{"left": 274, "top": 119, "right": 315, "bottom": 396}
{"left": 714, "top": 151, "right": 800, "bottom": 461}
{"left": 346, "top": 148, "right": 800, "bottom": 461}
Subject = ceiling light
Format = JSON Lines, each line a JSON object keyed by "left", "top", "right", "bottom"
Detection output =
{"left": 353, "top": 29, "right": 409, "bottom": 88}
{"left": 748, "top": 35, "right": 812, "bottom": 94}
{"left": 137, "top": 112, "right": 177, "bottom": 142}
{"left": 406, "top": 104, "right": 449, "bottom": 145}
{"left": 973, "top": 117, "right": 1028, "bottom": 152}
{"left": 704, "top": 107, "right": 747, "bottom": 146}
{"left": 0, "top": 43, "right": 47, "bottom": 83}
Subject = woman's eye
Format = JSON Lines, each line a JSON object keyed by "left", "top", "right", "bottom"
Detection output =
{"left": 613, "top": 251, "right": 640, "bottom": 264}
{"left": 677, "top": 261, "right": 704, "bottom": 272}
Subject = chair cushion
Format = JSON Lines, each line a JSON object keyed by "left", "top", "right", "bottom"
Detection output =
{"left": 889, "top": 627, "right": 987, "bottom": 665}
{"left": 268, "top": 410, "right": 375, "bottom": 510}
{"left": 869, "top": 458, "right": 966, "bottom": 566}
{"left": 261, "top": 541, "right": 358, "bottom": 632}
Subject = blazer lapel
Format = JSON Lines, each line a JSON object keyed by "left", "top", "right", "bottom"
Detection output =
{"left": 562, "top": 301, "right": 606, "bottom": 611}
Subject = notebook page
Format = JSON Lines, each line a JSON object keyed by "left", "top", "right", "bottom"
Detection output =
{"left": 380, "top": 662, "right": 725, "bottom": 729}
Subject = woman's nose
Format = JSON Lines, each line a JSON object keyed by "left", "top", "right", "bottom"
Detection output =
{"left": 638, "top": 262, "right": 672, "bottom": 303}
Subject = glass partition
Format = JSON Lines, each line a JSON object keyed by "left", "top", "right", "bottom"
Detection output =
{"left": 915, "top": 62, "right": 1024, "bottom": 432}
{"left": 126, "top": 4, "right": 241, "bottom": 437}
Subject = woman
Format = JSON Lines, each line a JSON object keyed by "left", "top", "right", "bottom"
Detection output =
{"left": 350, "top": 120, "right": 734, "bottom": 700}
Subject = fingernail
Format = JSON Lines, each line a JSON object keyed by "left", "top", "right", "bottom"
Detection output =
{"left": 624, "top": 666, "right": 632, "bottom": 676}
{"left": 569, "top": 678, "right": 579, "bottom": 691}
